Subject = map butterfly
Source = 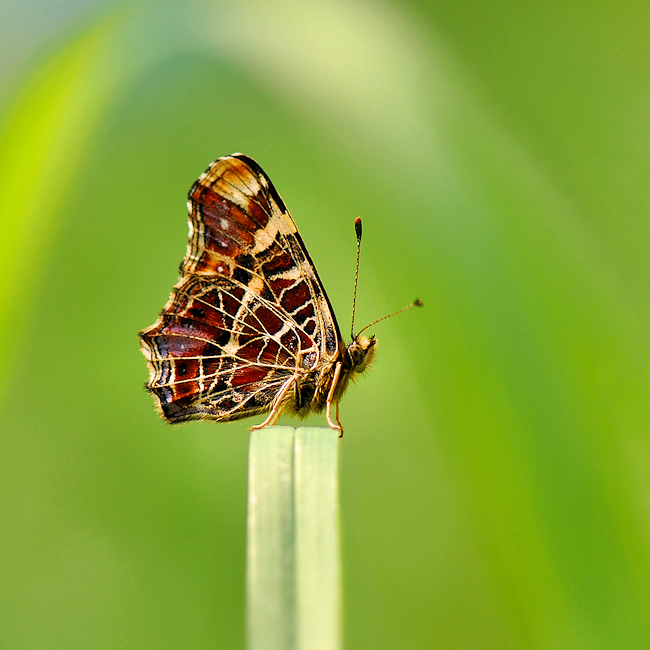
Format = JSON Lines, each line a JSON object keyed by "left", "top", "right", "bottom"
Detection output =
{"left": 139, "top": 154, "right": 421, "bottom": 435}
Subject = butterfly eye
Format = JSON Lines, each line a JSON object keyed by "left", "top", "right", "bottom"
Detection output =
{"left": 347, "top": 342, "right": 365, "bottom": 367}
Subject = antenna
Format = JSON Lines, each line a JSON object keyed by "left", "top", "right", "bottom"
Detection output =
{"left": 355, "top": 299, "right": 423, "bottom": 338}
{"left": 349, "top": 216, "right": 423, "bottom": 339}
{"left": 350, "top": 217, "right": 363, "bottom": 340}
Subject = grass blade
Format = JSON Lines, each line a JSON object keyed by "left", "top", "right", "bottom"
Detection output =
{"left": 246, "top": 427, "right": 341, "bottom": 650}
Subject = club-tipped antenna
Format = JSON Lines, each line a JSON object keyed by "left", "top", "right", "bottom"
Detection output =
{"left": 355, "top": 298, "right": 423, "bottom": 338}
{"left": 350, "top": 217, "right": 363, "bottom": 340}
{"left": 350, "top": 217, "right": 423, "bottom": 338}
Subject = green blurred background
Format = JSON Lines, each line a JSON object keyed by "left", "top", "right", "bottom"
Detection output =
{"left": 2, "top": 0, "right": 650, "bottom": 647}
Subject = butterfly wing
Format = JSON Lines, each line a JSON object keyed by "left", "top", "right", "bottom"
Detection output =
{"left": 139, "top": 154, "right": 342, "bottom": 423}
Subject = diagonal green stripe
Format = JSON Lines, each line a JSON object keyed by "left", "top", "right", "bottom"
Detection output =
{"left": 0, "top": 7, "right": 133, "bottom": 390}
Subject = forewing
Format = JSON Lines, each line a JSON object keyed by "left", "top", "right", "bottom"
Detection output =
{"left": 139, "top": 154, "right": 341, "bottom": 423}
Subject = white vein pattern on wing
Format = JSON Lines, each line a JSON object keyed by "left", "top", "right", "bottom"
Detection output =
{"left": 154, "top": 358, "right": 297, "bottom": 388}
{"left": 182, "top": 275, "right": 319, "bottom": 357}
{"left": 150, "top": 287, "right": 319, "bottom": 382}
{"left": 145, "top": 266, "right": 320, "bottom": 373}
{"left": 203, "top": 374, "right": 292, "bottom": 410}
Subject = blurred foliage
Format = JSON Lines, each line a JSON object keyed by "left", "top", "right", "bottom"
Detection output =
{"left": 1, "top": 0, "right": 650, "bottom": 648}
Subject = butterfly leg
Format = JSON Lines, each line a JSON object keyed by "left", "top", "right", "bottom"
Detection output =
{"left": 325, "top": 362, "right": 344, "bottom": 437}
{"left": 250, "top": 375, "right": 296, "bottom": 431}
{"left": 335, "top": 402, "right": 343, "bottom": 437}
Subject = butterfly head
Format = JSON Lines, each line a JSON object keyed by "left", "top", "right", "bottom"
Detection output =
{"left": 346, "top": 334, "right": 377, "bottom": 375}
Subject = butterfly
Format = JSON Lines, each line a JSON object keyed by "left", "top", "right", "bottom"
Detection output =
{"left": 139, "top": 154, "right": 421, "bottom": 435}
